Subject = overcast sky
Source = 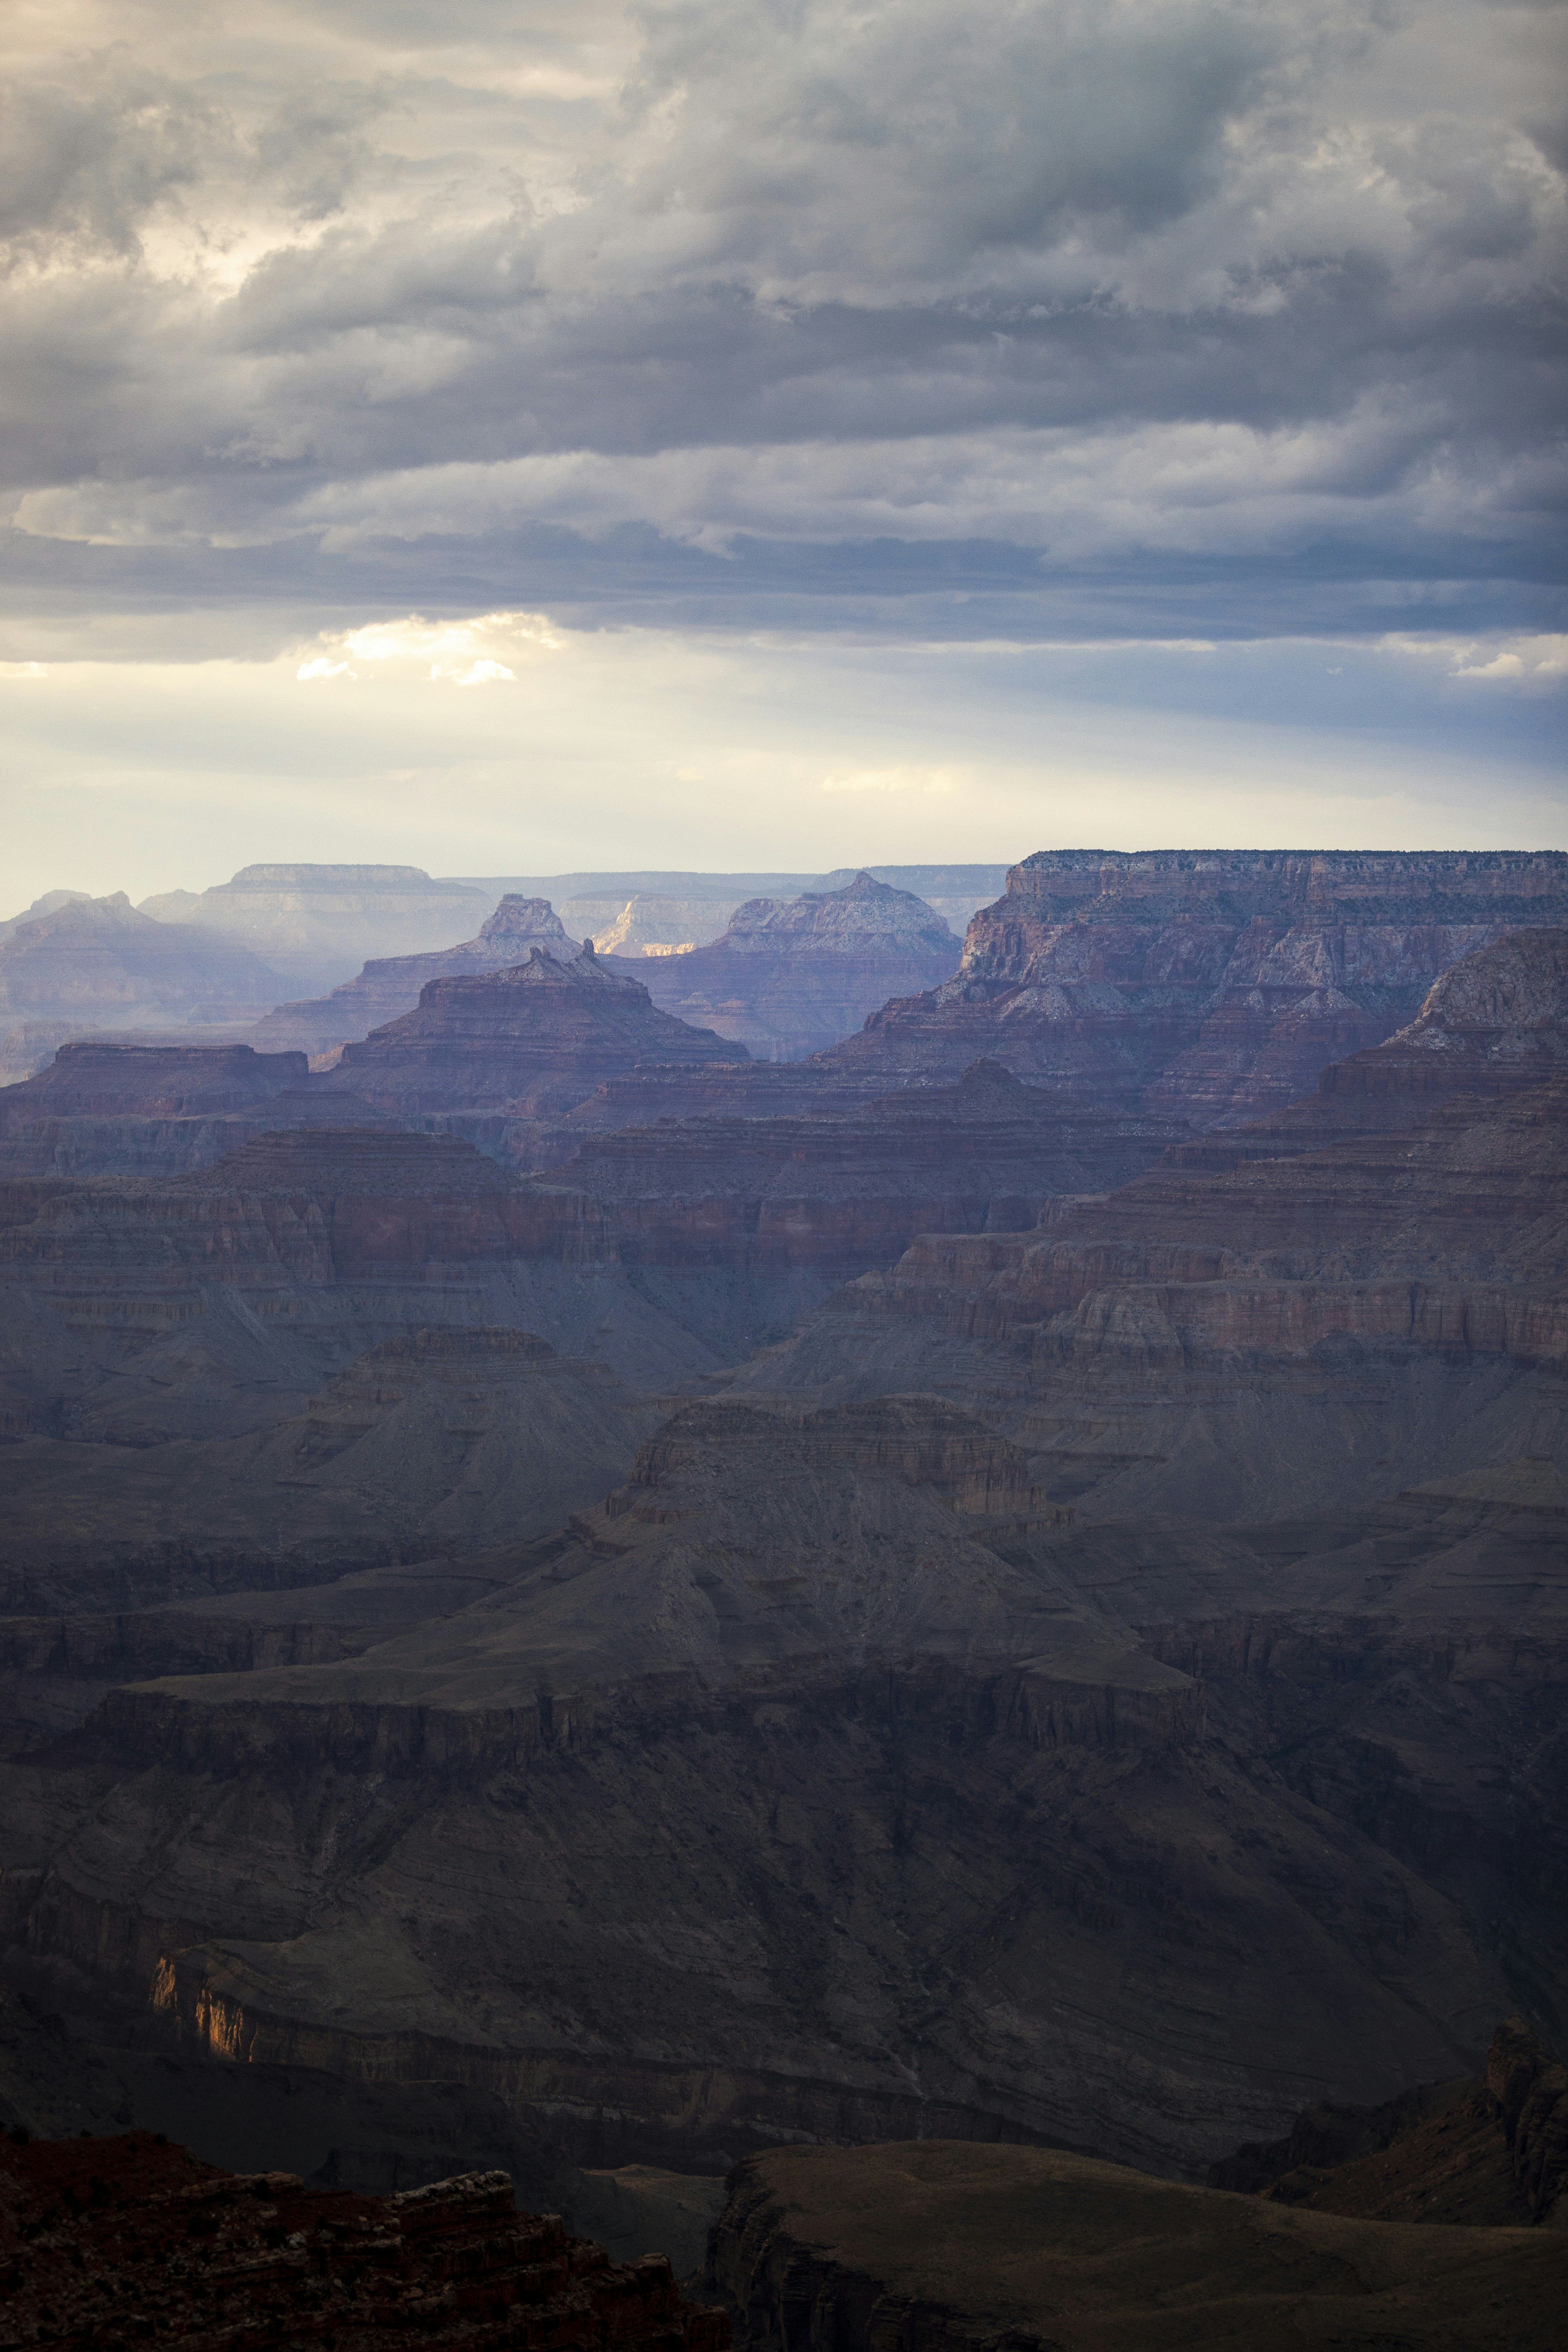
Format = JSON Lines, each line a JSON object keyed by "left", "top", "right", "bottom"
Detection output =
{"left": 3, "top": 0, "right": 1564, "bottom": 904}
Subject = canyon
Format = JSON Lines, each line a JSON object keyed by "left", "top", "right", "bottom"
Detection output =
{"left": 0, "top": 851, "right": 1564, "bottom": 2347}
{"left": 821, "top": 847, "right": 1568, "bottom": 1121}
{"left": 0, "top": 899, "right": 291, "bottom": 1087}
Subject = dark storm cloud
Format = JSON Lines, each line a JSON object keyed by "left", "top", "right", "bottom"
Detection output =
{"left": 1, "top": 0, "right": 1563, "bottom": 641}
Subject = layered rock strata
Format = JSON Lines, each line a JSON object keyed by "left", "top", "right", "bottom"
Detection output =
{"left": 746, "top": 1069, "right": 1568, "bottom": 1518}
{"left": 562, "top": 1062, "right": 1184, "bottom": 1275}
{"left": 820, "top": 849, "right": 1568, "bottom": 1124}
{"left": 246, "top": 898, "right": 580, "bottom": 1059}
{"left": 0, "top": 898, "right": 290, "bottom": 1084}
{"left": 0, "top": 1043, "right": 394, "bottom": 1179}
{"left": 1168, "top": 924, "right": 1568, "bottom": 1169}
{"left": 0, "top": 1394, "right": 1526, "bottom": 2183}
{"left": 627, "top": 874, "right": 959, "bottom": 1059}
{"left": 704, "top": 2137, "right": 1566, "bottom": 2352}
{"left": 0, "top": 2131, "right": 729, "bottom": 2352}
{"left": 324, "top": 951, "right": 742, "bottom": 1116}
{"left": 0, "top": 1127, "right": 651, "bottom": 1452}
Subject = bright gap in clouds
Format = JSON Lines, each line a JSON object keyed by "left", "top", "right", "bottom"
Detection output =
{"left": 4, "top": 615, "right": 1565, "bottom": 910}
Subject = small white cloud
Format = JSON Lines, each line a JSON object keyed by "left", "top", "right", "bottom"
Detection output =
{"left": 1379, "top": 632, "right": 1568, "bottom": 689}
{"left": 0, "top": 661, "right": 49, "bottom": 679}
{"left": 292, "top": 609, "right": 560, "bottom": 688}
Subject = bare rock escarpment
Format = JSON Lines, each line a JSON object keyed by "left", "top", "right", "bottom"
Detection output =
{"left": 1169, "top": 924, "right": 1568, "bottom": 1169}
{"left": 2, "top": 1392, "right": 1523, "bottom": 2185}
{"left": 560, "top": 1061, "right": 1187, "bottom": 1277}
{"left": 248, "top": 897, "right": 581, "bottom": 1059}
{"left": 1209, "top": 2016, "right": 1567, "bottom": 2228}
{"left": 750, "top": 1059, "right": 1568, "bottom": 1519}
{"left": 819, "top": 849, "right": 1568, "bottom": 1124}
{"left": 628, "top": 873, "right": 960, "bottom": 1059}
{"left": 324, "top": 951, "right": 743, "bottom": 1116}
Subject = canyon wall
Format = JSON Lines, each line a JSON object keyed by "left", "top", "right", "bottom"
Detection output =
{"left": 822, "top": 851, "right": 1568, "bottom": 1124}
{"left": 627, "top": 873, "right": 960, "bottom": 1059}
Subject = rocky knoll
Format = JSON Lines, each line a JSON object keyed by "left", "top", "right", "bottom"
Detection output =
{"left": 563, "top": 1062, "right": 1185, "bottom": 1277}
{"left": 627, "top": 874, "right": 960, "bottom": 1060}
{"left": 821, "top": 849, "right": 1568, "bottom": 1124}
{"left": 0, "top": 2129, "right": 729, "bottom": 2352}
{"left": 247, "top": 898, "right": 581, "bottom": 1060}
{"left": 0, "top": 1393, "right": 1528, "bottom": 2187}
{"left": 703, "top": 2131, "right": 1566, "bottom": 2352}
{"left": 323, "top": 950, "right": 742, "bottom": 1117}
{"left": 0, "top": 898, "right": 290, "bottom": 1084}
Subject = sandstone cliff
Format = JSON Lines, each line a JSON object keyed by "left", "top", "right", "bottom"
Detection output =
{"left": 745, "top": 1068, "right": 1568, "bottom": 1518}
{"left": 324, "top": 949, "right": 742, "bottom": 1116}
{"left": 628, "top": 873, "right": 959, "bottom": 1059}
{"left": 820, "top": 849, "right": 1568, "bottom": 1124}
{"left": 561, "top": 1061, "right": 1184, "bottom": 1276}
{"left": 1210, "top": 2015, "right": 1567, "bottom": 2228}
{"left": 0, "top": 1126, "right": 730, "bottom": 1465}
{"left": 0, "top": 1040, "right": 311, "bottom": 1127}
{"left": 245, "top": 897, "right": 580, "bottom": 1058}
{"left": 1168, "top": 924, "right": 1568, "bottom": 1169}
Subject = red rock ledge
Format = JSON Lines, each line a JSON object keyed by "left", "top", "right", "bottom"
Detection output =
{"left": 0, "top": 2128, "right": 730, "bottom": 2352}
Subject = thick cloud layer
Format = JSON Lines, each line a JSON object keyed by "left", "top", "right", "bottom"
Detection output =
{"left": 3, "top": 0, "right": 1563, "bottom": 643}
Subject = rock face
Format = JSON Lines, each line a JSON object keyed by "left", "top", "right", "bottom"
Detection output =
{"left": 704, "top": 2138, "right": 1566, "bottom": 2352}
{"left": 247, "top": 899, "right": 580, "bottom": 1058}
{"left": 0, "top": 1324, "right": 658, "bottom": 1588}
{"left": 823, "top": 849, "right": 1568, "bottom": 1123}
{"left": 140, "top": 864, "right": 494, "bottom": 995}
{"left": 629, "top": 874, "right": 960, "bottom": 1059}
{"left": 0, "top": 2131, "right": 730, "bottom": 2352}
{"left": 563, "top": 1062, "right": 1185, "bottom": 1277}
{"left": 325, "top": 950, "right": 743, "bottom": 1116}
{"left": 0, "top": 899, "right": 290, "bottom": 1083}
{"left": 1170, "top": 924, "right": 1568, "bottom": 1169}
{"left": 0, "top": 1041, "right": 311, "bottom": 1127}
{"left": 1209, "top": 2016, "right": 1567, "bottom": 2228}
{"left": 0, "top": 1390, "right": 1531, "bottom": 2185}
{"left": 749, "top": 1070, "right": 1568, "bottom": 1518}
{"left": 0, "top": 1127, "right": 699, "bottom": 1461}
{"left": 4, "top": 853, "right": 1567, "bottom": 2239}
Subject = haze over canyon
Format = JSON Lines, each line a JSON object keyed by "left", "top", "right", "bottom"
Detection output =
{"left": 1, "top": 843, "right": 1565, "bottom": 2348}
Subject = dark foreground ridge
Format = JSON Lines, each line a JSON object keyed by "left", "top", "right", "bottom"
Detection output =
{"left": 0, "top": 2128, "right": 730, "bottom": 2352}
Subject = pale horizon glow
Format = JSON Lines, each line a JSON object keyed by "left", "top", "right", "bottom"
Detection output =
{"left": 4, "top": 613, "right": 1564, "bottom": 914}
